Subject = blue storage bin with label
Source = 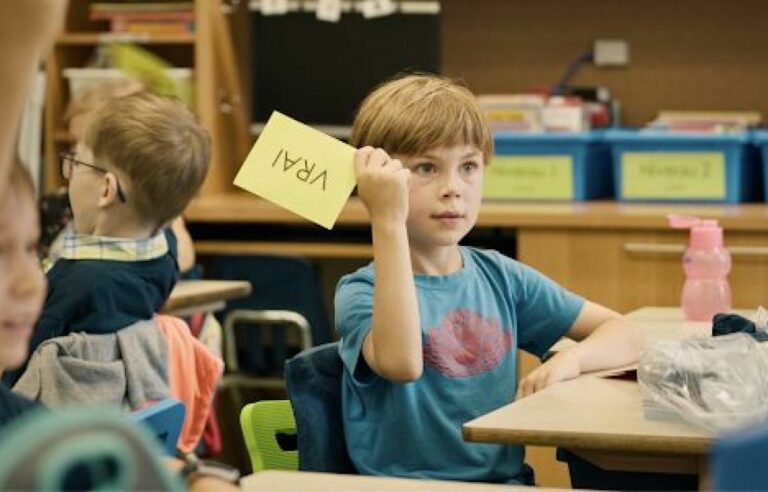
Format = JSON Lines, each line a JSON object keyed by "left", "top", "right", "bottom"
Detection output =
{"left": 749, "top": 130, "right": 768, "bottom": 202}
{"left": 605, "top": 129, "right": 760, "bottom": 203}
{"left": 485, "top": 132, "right": 612, "bottom": 201}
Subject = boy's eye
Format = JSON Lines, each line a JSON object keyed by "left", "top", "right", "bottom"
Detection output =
{"left": 412, "top": 163, "right": 436, "bottom": 176}
{"left": 461, "top": 161, "right": 480, "bottom": 174}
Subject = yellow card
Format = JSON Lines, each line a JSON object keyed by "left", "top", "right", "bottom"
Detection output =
{"left": 621, "top": 152, "right": 725, "bottom": 199}
{"left": 234, "top": 111, "right": 356, "bottom": 229}
{"left": 483, "top": 155, "right": 574, "bottom": 200}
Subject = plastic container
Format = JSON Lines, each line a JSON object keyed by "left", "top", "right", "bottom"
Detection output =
{"left": 606, "top": 129, "right": 760, "bottom": 203}
{"left": 485, "top": 132, "right": 613, "bottom": 201}
{"left": 668, "top": 215, "right": 732, "bottom": 321}
{"left": 749, "top": 130, "right": 768, "bottom": 201}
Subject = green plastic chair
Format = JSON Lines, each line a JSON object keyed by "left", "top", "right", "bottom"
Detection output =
{"left": 240, "top": 400, "right": 298, "bottom": 472}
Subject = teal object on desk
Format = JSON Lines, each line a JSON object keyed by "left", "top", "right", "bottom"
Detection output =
{"left": 0, "top": 406, "right": 183, "bottom": 491}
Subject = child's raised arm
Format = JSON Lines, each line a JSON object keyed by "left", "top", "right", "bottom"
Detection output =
{"left": 354, "top": 147, "right": 422, "bottom": 382}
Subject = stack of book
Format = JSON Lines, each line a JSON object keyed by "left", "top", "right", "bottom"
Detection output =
{"left": 477, "top": 94, "right": 545, "bottom": 133}
{"left": 477, "top": 94, "right": 593, "bottom": 133}
{"left": 645, "top": 110, "right": 761, "bottom": 134}
{"left": 90, "top": 2, "right": 194, "bottom": 35}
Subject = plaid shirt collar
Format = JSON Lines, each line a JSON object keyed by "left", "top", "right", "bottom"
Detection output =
{"left": 60, "top": 231, "right": 168, "bottom": 262}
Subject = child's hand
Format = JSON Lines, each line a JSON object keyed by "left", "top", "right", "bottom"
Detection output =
{"left": 354, "top": 147, "right": 411, "bottom": 224}
{"left": 516, "top": 350, "right": 581, "bottom": 400}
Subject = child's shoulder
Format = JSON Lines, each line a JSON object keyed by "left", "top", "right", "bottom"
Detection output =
{"left": 48, "top": 258, "right": 112, "bottom": 281}
{"left": 462, "top": 246, "right": 540, "bottom": 282}
{"left": 46, "top": 260, "right": 118, "bottom": 301}
{"left": 337, "top": 261, "right": 375, "bottom": 287}
{"left": 462, "top": 246, "right": 519, "bottom": 269}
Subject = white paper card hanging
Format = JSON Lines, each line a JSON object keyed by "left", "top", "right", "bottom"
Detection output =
{"left": 360, "top": 0, "right": 397, "bottom": 18}
{"left": 316, "top": 0, "right": 342, "bottom": 22}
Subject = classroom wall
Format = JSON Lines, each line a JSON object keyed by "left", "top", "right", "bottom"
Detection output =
{"left": 441, "top": 0, "right": 768, "bottom": 127}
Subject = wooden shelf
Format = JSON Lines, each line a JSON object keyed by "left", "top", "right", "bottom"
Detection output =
{"left": 194, "top": 240, "right": 372, "bottom": 259}
{"left": 53, "top": 130, "right": 74, "bottom": 143}
{"left": 185, "top": 192, "right": 768, "bottom": 232}
{"left": 43, "top": 0, "right": 248, "bottom": 194}
{"left": 56, "top": 32, "right": 195, "bottom": 45}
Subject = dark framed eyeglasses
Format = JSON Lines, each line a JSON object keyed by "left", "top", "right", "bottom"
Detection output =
{"left": 59, "top": 151, "right": 127, "bottom": 203}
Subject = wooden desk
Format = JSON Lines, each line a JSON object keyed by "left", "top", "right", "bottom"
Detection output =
{"left": 464, "top": 307, "right": 743, "bottom": 484}
{"left": 161, "top": 280, "right": 251, "bottom": 316}
{"left": 240, "top": 470, "right": 548, "bottom": 491}
{"left": 185, "top": 192, "right": 768, "bottom": 313}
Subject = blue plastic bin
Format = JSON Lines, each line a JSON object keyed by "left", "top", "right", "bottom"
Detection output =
{"left": 485, "top": 132, "right": 612, "bottom": 201}
{"left": 750, "top": 130, "right": 768, "bottom": 202}
{"left": 605, "top": 129, "right": 760, "bottom": 203}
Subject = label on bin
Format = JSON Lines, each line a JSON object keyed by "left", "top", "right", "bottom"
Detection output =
{"left": 483, "top": 155, "right": 573, "bottom": 200}
{"left": 621, "top": 152, "right": 725, "bottom": 199}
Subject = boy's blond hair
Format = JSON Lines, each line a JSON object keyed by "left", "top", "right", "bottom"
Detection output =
{"left": 84, "top": 92, "right": 210, "bottom": 227}
{"left": 351, "top": 73, "right": 493, "bottom": 162}
{"left": 64, "top": 79, "right": 144, "bottom": 133}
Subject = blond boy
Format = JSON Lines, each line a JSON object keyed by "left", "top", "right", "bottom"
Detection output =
{"left": 4, "top": 93, "right": 209, "bottom": 386}
{"left": 335, "top": 74, "right": 641, "bottom": 483}
{"left": 46, "top": 79, "right": 196, "bottom": 272}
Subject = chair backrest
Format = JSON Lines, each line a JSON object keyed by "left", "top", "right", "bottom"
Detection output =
{"left": 239, "top": 400, "right": 298, "bottom": 472}
{"left": 209, "top": 255, "right": 332, "bottom": 376}
{"left": 0, "top": 406, "right": 183, "bottom": 491}
{"left": 284, "top": 342, "right": 355, "bottom": 473}
{"left": 710, "top": 421, "right": 768, "bottom": 491}
{"left": 130, "top": 398, "right": 186, "bottom": 456}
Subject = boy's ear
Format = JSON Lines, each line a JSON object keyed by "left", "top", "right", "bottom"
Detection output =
{"left": 97, "top": 173, "right": 120, "bottom": 208}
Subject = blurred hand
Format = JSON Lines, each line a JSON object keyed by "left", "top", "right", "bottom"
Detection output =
{"left": 516, "top": 349, "right": 581, "bottom": 400}
{"left": 354, "top": 147, "right": 411, "bottom": 225}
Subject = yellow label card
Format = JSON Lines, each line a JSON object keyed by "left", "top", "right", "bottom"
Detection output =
{"left": 621, "top": 152, "right": 725, "bottom": 199}
{"left": 234, "top": 111, "right": 356, "bottom": 229}
{"left": 483, "top": 155, "right": 573, "bottom": 200}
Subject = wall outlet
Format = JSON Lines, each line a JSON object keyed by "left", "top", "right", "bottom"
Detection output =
{"left": 594, "top": 39, "right": 629, "bottom": 67}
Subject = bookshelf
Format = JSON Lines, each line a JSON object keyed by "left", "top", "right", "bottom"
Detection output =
{"left": 43, "top": 0, "right": 251, "bottom": 194}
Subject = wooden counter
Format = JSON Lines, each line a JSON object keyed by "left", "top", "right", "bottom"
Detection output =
{"left": 186, "top": 193, "right": 768, "bottom": 313}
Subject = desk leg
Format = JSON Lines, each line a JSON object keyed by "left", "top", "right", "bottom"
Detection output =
{"left": 698, "top": 456, "right": 710, "bottom": 491}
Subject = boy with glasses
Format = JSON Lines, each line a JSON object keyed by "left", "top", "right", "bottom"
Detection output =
{"left": 3, "top": 92, "right": 209, "bottom": 385}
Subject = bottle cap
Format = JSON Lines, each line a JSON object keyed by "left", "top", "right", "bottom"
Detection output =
{"left": 667, "top": 215, "right": 723, "bottom": 250}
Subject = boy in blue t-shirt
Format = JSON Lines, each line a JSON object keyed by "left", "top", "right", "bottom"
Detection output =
{"left": 335, "top": 74, "right": 641, "bottom": 484}
{"left": 4, "top": 93, "right": 210, "bottom": 386}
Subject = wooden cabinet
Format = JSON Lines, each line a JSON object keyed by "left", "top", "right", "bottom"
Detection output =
{"left": 519, "top": 226, "right": 768, "bottom": 314}
{"left": 43, "top": 0, "right": 249, "bottom": 194}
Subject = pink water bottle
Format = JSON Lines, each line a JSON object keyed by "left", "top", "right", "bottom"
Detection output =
{"left": 668, "top": 215, "right": 732, "bottom": 321}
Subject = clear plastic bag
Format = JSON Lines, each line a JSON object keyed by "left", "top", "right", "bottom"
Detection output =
{"left": 638, "top": 333, "right": 768, "bottom": 432}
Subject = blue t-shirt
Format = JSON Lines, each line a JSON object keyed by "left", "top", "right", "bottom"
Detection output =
{"left": 335, "top": 247, "right": 584, "bottom": 483}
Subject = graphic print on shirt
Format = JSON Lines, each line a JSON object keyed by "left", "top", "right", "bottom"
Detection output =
{"left": 423, "top": 309, "right": 512, "bottom": 377}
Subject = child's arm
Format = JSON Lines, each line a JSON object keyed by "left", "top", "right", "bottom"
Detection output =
{"left": 517, "top": 301, "right": 641, "bottom": 398}
{"left": 170, "top": 217, "right": 195, "bottom": 273}
{"left": 354, "top": 147, "right": 422, "bottom": 382}
{"left": 0, "top": 0, "right": 65, "bottom": 186}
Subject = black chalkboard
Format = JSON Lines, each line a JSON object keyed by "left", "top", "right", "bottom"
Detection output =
{"left": 251, "top": 10, "right": 440, "bottom": 131}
